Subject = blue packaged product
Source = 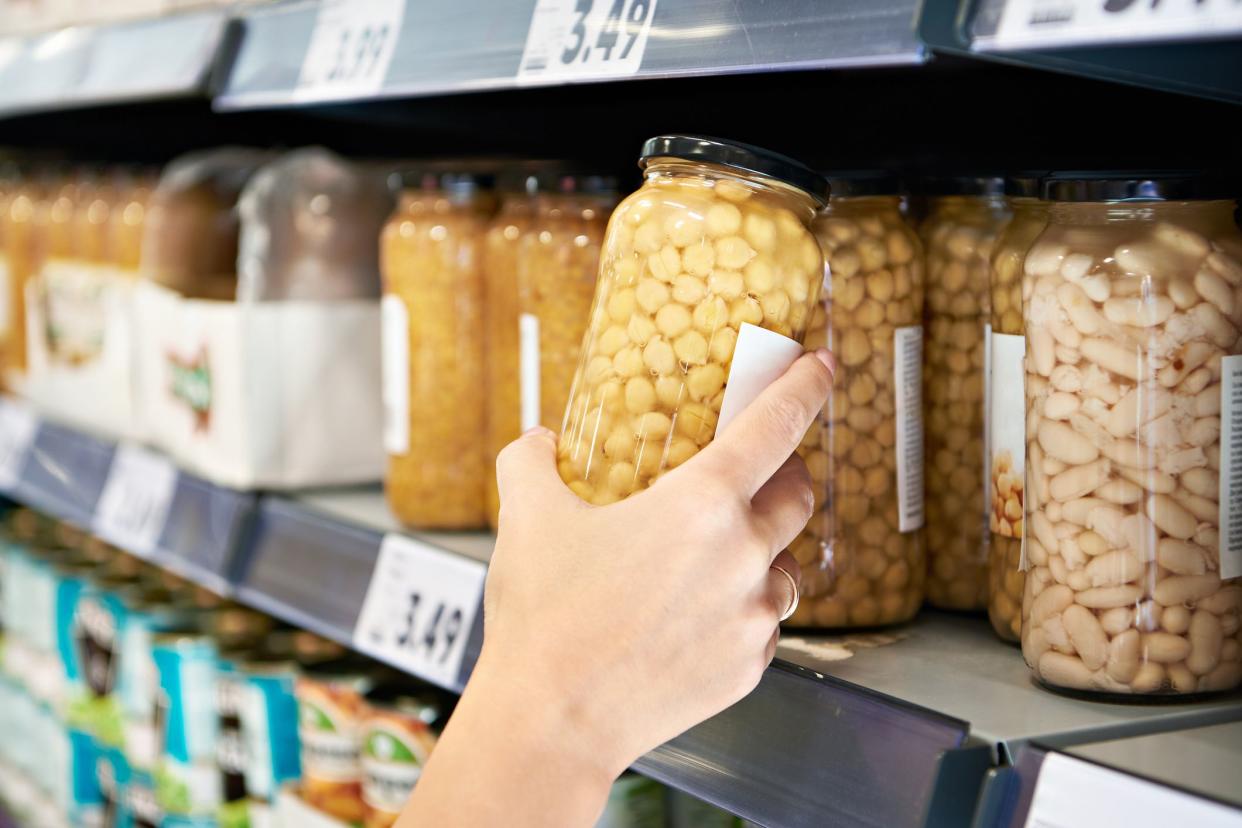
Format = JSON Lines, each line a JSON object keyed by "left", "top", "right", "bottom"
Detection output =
{"left": 153, "top": 632, "right": 221, "bottom": 824}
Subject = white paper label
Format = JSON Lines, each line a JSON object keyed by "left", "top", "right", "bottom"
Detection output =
{"left": 0, "top": 398, "right": 38, "bottom": 492}
{"left": 519, "top": 313, "right": 542, "bottom": 432}
{"left": 990, "top": 333, "right": 1027, "bottom": 564}
{"left": 1025, "top": 752, "right": 1242, "bottom": 828}
{"left": 983, "top": 323, "right": 993, "bottom": 540}
{"left": 295, "top": 0, "right": 405, "bottom": 102}
{"left": 353, "top": 534, "right": 486, "bottom": 688}
{"left": 1220, "top": 354, "right": 1242, "bottom": 580}
{"left": 382, "top": 295, "right": 410, "bottom": 455}
{"left": 715, "top": 323, "right": 804, "bottom": 436}
{"left": 517, "top": 0, "right": 659, "bottom": 84}
{"left": 894, "top": 326, "right": 925, "bottom": 533}
{"left": 93, "top": 444, "right": 178, "bottom": 557}
{"left": 994, "top": 0, "right": 1242, "bottom": 50}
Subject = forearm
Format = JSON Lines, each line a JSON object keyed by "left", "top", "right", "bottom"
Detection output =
{"left": 396, "top": 660, "right": 619, "bottom": 827}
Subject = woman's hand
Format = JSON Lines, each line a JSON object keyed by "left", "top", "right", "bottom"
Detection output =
{"left": 400, "top": 349, "right": 834, "bottom": 827}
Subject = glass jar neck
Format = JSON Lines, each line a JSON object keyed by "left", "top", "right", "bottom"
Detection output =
{"left": 1048, "top": 199, "right": 1238, "bottom": 227}
{"left": 642, "top": 158, "right": 819, "bottom": 224}
{"left": 929, "top": 194, "right": 1008, "bottom": 220}
{"left": 398, "top": 188, "right": 473, "bottom": 214}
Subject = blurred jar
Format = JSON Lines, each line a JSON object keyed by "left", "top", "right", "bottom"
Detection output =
{"left": 381, "top": 172, "right": 492, "bottom": 529}
{"left": 787, "top": 173, "right": 927, "bottom": 628}
{"left": 920, "top": 177, "right": 1010, "bottom": 612}
{"left": 557, "top": 136, "right": 827, "bottom": 506}
{"left": 987, "top": 174, "right": 1046, "bottom": 642}
{"left": 111, "top": 170, "right": 156, "bottom": 275}
{"left": 483, "top": 172, "right": 539, "bottom": 529}
{"left": 1, "top": 170, "right": 48, "bottom": 378}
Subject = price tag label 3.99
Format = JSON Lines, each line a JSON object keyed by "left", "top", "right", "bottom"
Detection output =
{"left": 295, "top": 0, "right": 405, "bottom": 102}
{"left": 353, "top": 534, "right": 486, "bottom": 688}
{"left": 518, "top": 0, "right": 659, "bottom": 84}
{"left": 93, "top": 444, "right": 178, "bottom": 558}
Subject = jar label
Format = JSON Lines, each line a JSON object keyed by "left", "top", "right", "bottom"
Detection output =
{"left": 893, "top": 326, "right": 924, "bottom": 533}
{"left": 1220, "top": 354, "right": 1242, "bottom": 580}
{"left": 989, "top": 333, "right": 1026, "bottom": 565}
{"left": 519, "top": 313, "right": 541, "bottom": 432}
{"left": 714, "top": 323, "right": 803, "bottom": 436}
{"left": 381, "top": 295, "right": 409, "bottom": 455}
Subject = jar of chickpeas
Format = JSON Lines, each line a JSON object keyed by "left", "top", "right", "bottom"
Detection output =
{"left": 382, "top": 172, "right": 492, "bottom": 529}
{"left": 1, "top": 170, "right": 45, "bottom": 378}
{"left": 987, "top": 175, "right": 1046, "bottom": 642}
{"left": 557, "top": 136, "right": 827, "bottom": 505}
{"left": 517, "top": 175, "right": 617, "bottom": 435}
{"left": 1020, "top": 173, "right": 1242, "bottom": 696}
{"left": 787, "top": 174, "right": 927, "bottom": 628}
{"left": 921, "top": 178, "right": 1010, "bottom": 612}
{"left": 483, "top": 175, "right": 539, "bottom": 529}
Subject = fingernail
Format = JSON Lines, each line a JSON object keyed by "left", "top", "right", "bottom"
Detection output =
{"left": 523, "top": 425, "right": 555, "bottom": 437}
{"left": 812, "top": 348, "right": 835, "bottom": 376}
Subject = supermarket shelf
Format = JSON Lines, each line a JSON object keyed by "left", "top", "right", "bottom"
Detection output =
{"left": 3, "top": 408, "right": 254, "bottom": 595}
{"left": 919, "top": 0, "right": 1242, "bottom": 104}
{"left": 5, "top": 413, "right": 1242, "bottom": 826}
{"left": 0, "top": 9, "right": 236, "bottom": 117}
{"left": 974, "top": 722, "right": 1242, "bottom": 827}
{"left": 215, "top": 0, "right": 926, "bottom": 110}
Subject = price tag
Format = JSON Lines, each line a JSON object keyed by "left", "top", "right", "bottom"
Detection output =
{"left": 0, "top": 399, "right": 38, "bottom": 492}
{"left": 353, "top": 534, "right": 486, "bottom": 688}
{"left": 93, "top": 444, "right": 178, "bottom": 557}
{"left": 518, "top": 0, "right": 659, "bottom": 84}
{"left": 1026, "top": 752, "right": 1242, "bottom": 828}
{"left": 994, "top": 0, "right": 1242, "bottom": 50}
{"left": 295, "top": 0, "right": 405, "bottom": 102}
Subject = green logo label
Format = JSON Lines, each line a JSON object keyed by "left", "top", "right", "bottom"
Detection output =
{"left": 167, "top": 346, "right": 211, "bottom": 431}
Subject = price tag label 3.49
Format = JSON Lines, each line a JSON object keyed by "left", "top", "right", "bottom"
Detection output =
{"left": 518, "top": 0, "right": 659, "bottom": 84}
{"left": 353, "top": 534, "right": 486, "bottom": 688}
{"left": 295, "top": 0, "right": 405, "bottom": 102}
{"left": 93, "top": 444, "right": 178, "bottom": 558}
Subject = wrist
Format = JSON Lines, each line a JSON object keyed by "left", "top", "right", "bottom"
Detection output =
{"left": 465, "top": 648, "right": 630, "bottom": 788}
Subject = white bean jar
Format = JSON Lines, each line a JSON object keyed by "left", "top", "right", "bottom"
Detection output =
{"left": 1020, "top": 173, "right": 1242, "bottom": 696}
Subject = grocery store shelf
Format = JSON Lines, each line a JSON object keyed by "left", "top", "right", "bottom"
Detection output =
{"left": 974, "top": 722, "right": 1242, "bottom": 827}
{"left": 215, "top": 0, "right": 926, "bottom": 110}
{"left": 4, "top": 412, "right": 1241, "bottom": 827}
{"left": 4, "top": 407, "right": 254, "bottom": 595}
{"left": 919, "top": 0, "right": 1242, "bottom": 104}
{"left": 0, "top": 9, "right": 235, "bottom": 117}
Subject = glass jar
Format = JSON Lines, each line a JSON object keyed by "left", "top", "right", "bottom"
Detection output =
{"left": 920, "top": 179, "right": 1010, "bottom": 612}
{"left": 788, "top": 176, "right": 927, "bottom": 628}
{"left": 517, "top": 178, "right": 616, "bottom": 437}
{"left": 111, "top": 171, "right": 155, "bottom": 276}
{"left": 2, "top": 173, "right": 47, "bottom": 378}
{"left": 483, "top": 186, "right": 537, "bottom": 529}
{"left": 381, "top": 174, "right": 490, "bottom": 529}
{"left": 1019, "top": 173, "right": 1242, "bottom": 696}
{"left": 987, "top": 176, "right": 1047, "bottom": 642}
{"left": 556, "top": 136, "right": 827, "bottom": 505}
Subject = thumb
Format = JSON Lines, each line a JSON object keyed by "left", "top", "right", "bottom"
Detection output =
{"left": 495, "top": 427, "right": 575, "bottom": 518}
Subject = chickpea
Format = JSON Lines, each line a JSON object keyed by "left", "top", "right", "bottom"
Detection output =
{"left": 921, "top": 192, "right": 1011, "bottom": 611}
{"left": 1017, "top": 187, "right": 1242, "bottom": 695}
{"left": 557, "top": 152, "right": 825, "bottom": 504}
{"left": 787, "top": 190, "right": 926, "bottom": 629}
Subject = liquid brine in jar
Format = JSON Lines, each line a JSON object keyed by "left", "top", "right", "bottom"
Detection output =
{"left": 921, "top": 178, "right": 1010, "bottom": 612}
{"left": 987, "top": 175, "right": 1047, "bottom": 642}
{"left": 557, "top": 136, "right": 828, "bottom": 505}
{"left": 1020, "top": 173, "right": 1242, "bottom": 696}
{"left": 381, "top": 173, "right": 492, "bottom": 529}
{"left": 483, "top": 180, "right": 538, "bottom": 529}
{"left": 787, "top": 175, "right": 928, "bottom": 628}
